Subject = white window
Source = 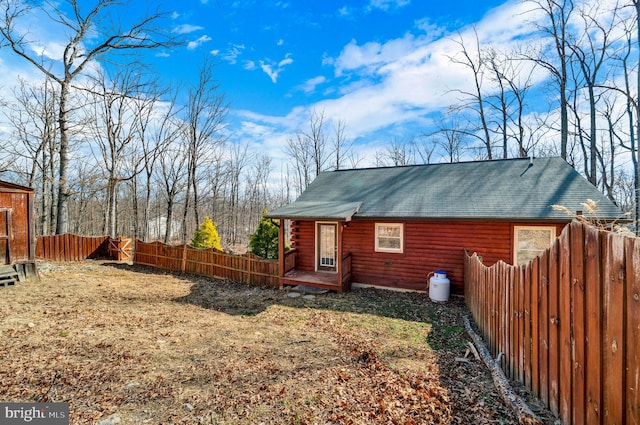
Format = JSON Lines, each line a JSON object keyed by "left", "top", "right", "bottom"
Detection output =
{"left": 375, "top": 223, "right": 403, "bottom": 253}
{"left": 514, "top": 226, "right": 556, "bottom": 266}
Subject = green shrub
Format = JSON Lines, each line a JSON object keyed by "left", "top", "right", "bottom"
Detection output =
{"left": 191, "top": 216, "right": 223, "bottom": 250}
{"left": 249, "top": 212, "right": 282, "bottom": 259}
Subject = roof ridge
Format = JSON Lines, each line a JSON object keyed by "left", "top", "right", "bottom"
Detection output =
{"left": 328, "top": 156, "right": 558, "bottom": 173}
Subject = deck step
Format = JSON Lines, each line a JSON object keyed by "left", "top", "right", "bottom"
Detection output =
{"left": 0, "top": 265, "right": 19, "bottom": 286}
{"left": 0, "top": 277, "right": 16, "bottom": 286}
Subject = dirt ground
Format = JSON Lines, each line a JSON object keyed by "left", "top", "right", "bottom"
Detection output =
{"left": 0, "top": 261, "right": 556, "bottom": 424}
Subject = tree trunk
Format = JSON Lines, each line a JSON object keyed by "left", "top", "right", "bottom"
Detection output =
{"left": 636, "top": 0, "right": 640, "bottom": 234}
{"left": 55, "top": 83, "right": 70, "bottom": 234}
{"left": 164, "top": 198, "right": 174, "bottom": 244}
{"left": 463, "top": 316, "right": 542, "bottom": 425}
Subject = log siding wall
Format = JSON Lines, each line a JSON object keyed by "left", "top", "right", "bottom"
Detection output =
{"left": 291, "top": 219, "right": 566, "bottom": 293}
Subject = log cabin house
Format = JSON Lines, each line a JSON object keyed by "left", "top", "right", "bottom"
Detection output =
{"left": 266, "top": 157, "right": 622, "bottom": 294}
{"left": 0, "top": 180, "right": 37, "bottom": 284}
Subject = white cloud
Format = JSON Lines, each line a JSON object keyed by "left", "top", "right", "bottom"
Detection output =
{"left": 219, "top": 44, "right": 245, "bottom": 64}
{"left": 297, "top": 76, "right": 327, "bottom": 94}
{"left": 29, "top": 40, "right": 67, "bottom": 61}
{"left": 187, "top": 35, "right": 212, "bottom": 50}
{"left": 277, "top": 39, "right": 284, "bottom": 46}
{"left": 338, "top": 6, "right": 352, "bottom": 17}
{"left": 258, "top": 54, "right": 293, "bottom": 83}
{"left": 333, "top": 34, "right": 418, "bottom": 76}
{"left": 253, "top": 0, "right": 548, "bottom": 148}
{"left": 278, "top": 57, "right": 293, "bottom": 67}
{"left": 174, "top": 24, "right": 204, "bottom": 34}
{"left": 260, "top": 62, "right": 278, "bottom": 83}
{"left": 367, "top": 0, "right": 411, "bottom": 12}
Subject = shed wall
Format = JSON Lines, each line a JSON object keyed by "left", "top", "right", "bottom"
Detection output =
{"left": 291, "top": 219, "right": 565, "bottom": 293}
{"left": 0, "top": 191, "right": 32, "bottom": 263}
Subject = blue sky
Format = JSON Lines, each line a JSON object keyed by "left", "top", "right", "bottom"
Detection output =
{"left": 0, "top": 0, "right": 553, "bottom": 167}
{"left": 163, "top": 0, "right": 506, "bottom": 116}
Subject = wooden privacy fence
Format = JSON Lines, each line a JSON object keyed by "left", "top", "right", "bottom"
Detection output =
{"left": 464, "top": 220, "right": 639, "bottom": 425}
{"left": 134, "top": 240, "right": 279, "bottom": 288}
{"left": 36, "top": 234, "right": 111, "bottom": 261}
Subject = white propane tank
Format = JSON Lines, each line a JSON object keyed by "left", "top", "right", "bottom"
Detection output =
{"left": 428, "top": 270, "right": 450, "bottom": 302}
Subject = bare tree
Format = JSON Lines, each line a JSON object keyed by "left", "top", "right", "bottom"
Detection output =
{"left": 374, "top": 138, "right": 416, "bottom": 166}
{"left": 449, "top": 28, "right": 493, "bottom": 159}
{"left": 3, "top": 77, "right": 59, "bottom": 234}
{"left": 86, "top": 68, "right": 150, "bottom": 236}
{"left": 484, "top": 48, "right": 535, "bottom": 158}
{"left": 569, "top": 2, "right": 621, "bottom": 185}
{"left": 428, "top": 111, "right": 470, "bottom": 163}
{"left": 0, "top": 0, "right": 179, "bottom": 234}
{"left": 285, "top": 109, "right": 334, "bottom": 194}
{"left": 181, "top": 58, "right": 228, "bottom": 243}
{"left": 612, "top": 14, "right": 640, "bottom": 232}
{"left": 225, "top": 142, "right": 251, "bottom": 246}
{"left": 242, "top": 153, "right": 272, "bottom": 241}
{"left": 158, "top": 142, "right": 188, "bottom": 244}
{"left": 524, "top": 0, "right": 575, "bottom": 160}
{"left": 599, "top": 95, "right": 624, "bottom": 203}
{"left": 332, "top": 119, "right": 355, "bottom": 170}
{"left": 136, "top": 88, "right": 180, "bottom": 241}
{"left": 412, "top": 136, "right": 436, "bottom": 164}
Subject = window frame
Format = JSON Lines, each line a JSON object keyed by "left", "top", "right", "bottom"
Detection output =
{"left": 513, "top": 225, "right": 556, "bottom": 266}
{"left": 374, "top": 222, "right": 404, "bottom": 253}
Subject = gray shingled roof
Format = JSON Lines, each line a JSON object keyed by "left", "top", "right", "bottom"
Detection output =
{"left": 267, "top": 157, "right": 623, "bottom": 221}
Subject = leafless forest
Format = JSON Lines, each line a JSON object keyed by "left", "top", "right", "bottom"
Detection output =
{"left": 0, "top": 0, "right": 639, "bottom": 247}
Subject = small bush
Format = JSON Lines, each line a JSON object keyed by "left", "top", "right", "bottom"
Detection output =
{"left": 249, "top": 212, "right": 282, "bottom": 259}
{"left": 191, "top": 216, "right": 223, "bottom": 250}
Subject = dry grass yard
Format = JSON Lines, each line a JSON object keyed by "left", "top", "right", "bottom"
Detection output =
{"left": 0, "top": 262, "right": 555, "bottom": 424}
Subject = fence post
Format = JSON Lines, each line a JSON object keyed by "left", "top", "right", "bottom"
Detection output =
{"left": 181, "top": 244, "right": 187, "bottom": 272}
{"left": 247, "top": 254, "right": 252, "bottom": 284}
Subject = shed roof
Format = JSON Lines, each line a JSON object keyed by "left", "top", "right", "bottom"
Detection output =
{"left": 267, "top": 157, "right": 623, "bottom": 221}
{"left": 0, "top": 179, "right": 34, "bottom": 193}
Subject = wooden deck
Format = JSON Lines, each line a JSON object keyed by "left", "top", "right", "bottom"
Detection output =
{"left": 281, "top": 269, "right": 342, "bottom": 291}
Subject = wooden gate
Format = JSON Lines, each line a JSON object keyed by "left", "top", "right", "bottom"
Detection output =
{"left": 109, "top": 237, "right": 132, "bottom": 260}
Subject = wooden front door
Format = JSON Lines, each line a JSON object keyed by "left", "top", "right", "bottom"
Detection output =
{"left": 317, "top": 223, "right": 337, "bottom": 272}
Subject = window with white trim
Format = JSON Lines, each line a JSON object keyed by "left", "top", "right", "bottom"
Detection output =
{"left": 375, "top": 223, "right": 403, "bottom": 253}
{"left": 514, "top": 226, "right": 556, "bottom": 266}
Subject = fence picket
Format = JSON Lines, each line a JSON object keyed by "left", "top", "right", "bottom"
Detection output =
{"left": 523, "top": 263, "right": 531, "bottom": 390}
{"left": 584, "top": 225, "right": 602, "bottom": 425}
{"left": 531, "top": 256, "right": 540, "bottom": 397}
{"left": 133, "top": 239, "right": 279, "bottom": 288}
{"left": 465, "top": 221, "right": 640, "bottom": 425}
{"left": 539, "top": 249, "right": 550, "bottom": 407}
{"left": 36, "top": 234, "right": 111, "bottom": 261}
{"left": 570, "top": 221, "right": 586, "bottom": 425}
{"left": 559, "top": 227, "right": 572, "bottom": 425}
{"left": 625, "top": 236, "right": 640, "bottom": 424}
{"left": 548, "top": 241, "right": 560, "bottom": 416}
{"left": 602, "top": 231, "right": 625, "bottom": 425}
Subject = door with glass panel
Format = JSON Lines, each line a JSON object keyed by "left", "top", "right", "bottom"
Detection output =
{"left": 317, "top": 223, "right": 337, "bottom": 272}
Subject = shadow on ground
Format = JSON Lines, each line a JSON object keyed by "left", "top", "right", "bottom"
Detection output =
{"left": 102, "top": 260, "right": 467, "bottom": 350}
{"left": 101, "top": 261, "right": 559, "bottom": 424}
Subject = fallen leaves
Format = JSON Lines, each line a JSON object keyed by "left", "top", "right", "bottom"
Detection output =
{"left": 0, "top": 262, "right": 556, "bottom": 424}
